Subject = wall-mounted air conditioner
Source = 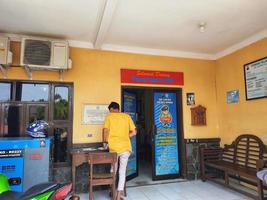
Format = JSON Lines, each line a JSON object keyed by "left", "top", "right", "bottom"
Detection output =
{"left": 20, "top": 37, "right": 71, "bottom": 69}
{"left": 0, "top": 36, "right": 13, "bottom": 65}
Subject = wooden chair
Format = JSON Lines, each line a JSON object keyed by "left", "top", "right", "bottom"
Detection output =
{"left": 88, "top": 152, "right": 117, "bottom": 200}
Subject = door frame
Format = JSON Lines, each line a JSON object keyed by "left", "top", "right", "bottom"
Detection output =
{"left": 121, "top": 89, "right": 139, "bottom": 181}
{"left": 121, "top": 86, "right": 185, "bottom": 181}
{"left": 50, "top": 83, "right": 74, "bottom": 165}
{"left": 0, "top": 103, "right": 24, "bottom": 137}
{"left": 151, "top": 88, "right": 183, "bottom": 180}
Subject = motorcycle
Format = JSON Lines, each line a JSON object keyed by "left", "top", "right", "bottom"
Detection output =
{"left": 0, "top": 173, "right": 79, "bottom": 200}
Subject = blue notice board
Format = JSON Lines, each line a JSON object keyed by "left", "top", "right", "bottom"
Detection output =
{"left": 153, "top": 92, "right": 179, "bottom": 176}
{"left": 123, "top": 92, "right": 137, "bottom": 177}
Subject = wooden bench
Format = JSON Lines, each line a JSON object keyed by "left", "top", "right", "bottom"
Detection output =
{"left": 200, "top": 134, "right": 267, "bottom": 200}
{"left": 257, "top": 160, "right": 267, "bottom": 182}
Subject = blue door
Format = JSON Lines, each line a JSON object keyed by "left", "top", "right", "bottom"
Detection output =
{"left": 152, "top": 91, "right": 180, "bottom": 180}
{"left": 123, "top": 91, "right": 138, "bottom": 180}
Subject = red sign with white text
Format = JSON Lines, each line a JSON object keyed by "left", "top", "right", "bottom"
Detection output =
{"left": 121, "top": 69, "right": 184, "bottom": 86}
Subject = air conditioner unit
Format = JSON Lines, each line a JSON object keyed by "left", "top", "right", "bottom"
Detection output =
{"left": 0, "top": 36, "right": 13, "bottom": 65}
{"left": 20, "top": 37, "right": 71, "bottom": 69}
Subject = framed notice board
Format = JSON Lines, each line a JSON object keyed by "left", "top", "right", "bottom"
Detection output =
{"left": 244, "top": 57, "right": 267, "bottom": 100}
{"left": 82, "top": 104, "right": 109, "bottom": 124}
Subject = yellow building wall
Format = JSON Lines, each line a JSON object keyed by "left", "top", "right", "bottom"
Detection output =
{"left": 216, "top": 38, "right": 267, "bottom": 145}
{"left": 0, "top": 47, "right": 218, "bottom": 143}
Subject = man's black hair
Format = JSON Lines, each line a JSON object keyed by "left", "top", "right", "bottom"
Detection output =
{"left": 108, "top": 102, "right": 120, "bottom": 110}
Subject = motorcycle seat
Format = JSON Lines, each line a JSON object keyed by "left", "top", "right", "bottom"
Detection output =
{"left": 20, "top": 182, "right": 58, "bottom": 199}
{"left": 0, "top": 182, "right": 59, "bottom": 200}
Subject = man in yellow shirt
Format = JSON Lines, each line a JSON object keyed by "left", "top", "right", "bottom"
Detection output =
{"left": 103, "top": 102, "right": 136, "bottom": 200}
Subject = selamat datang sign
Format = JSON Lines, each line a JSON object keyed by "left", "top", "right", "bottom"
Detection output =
{"left": 121, "top": 69, "right": 184, "bottom": 86}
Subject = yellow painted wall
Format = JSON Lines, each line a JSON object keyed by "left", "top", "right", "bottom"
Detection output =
{"left": 216, "top": 38, "right": 267, "bottom": 145}
{"left": 4, "top": 38, "right": 266, "bottom": 146}
{"left": 0, "top": 47, "right": 218, "bottom": 143}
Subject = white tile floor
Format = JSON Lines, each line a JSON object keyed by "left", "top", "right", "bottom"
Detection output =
{"left": 78, "top": 180, "right": 252, "bottom": 200}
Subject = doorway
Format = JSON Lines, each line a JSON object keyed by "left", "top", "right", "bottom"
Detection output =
{"left": 122, "top": 86, "right": 184, "bottom": 186}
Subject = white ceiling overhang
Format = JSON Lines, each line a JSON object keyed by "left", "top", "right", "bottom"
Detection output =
{"left": 0, "top": 0, "right": 267, "bottom": 60}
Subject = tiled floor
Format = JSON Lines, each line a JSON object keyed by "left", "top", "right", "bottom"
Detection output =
{"left": 78, "top": 180, "right": 251, "bottom": 200}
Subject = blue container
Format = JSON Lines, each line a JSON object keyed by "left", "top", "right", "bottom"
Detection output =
{"left": 0, "top": 137, "right": 51, "bottom": 192}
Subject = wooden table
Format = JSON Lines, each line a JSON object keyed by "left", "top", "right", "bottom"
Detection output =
{"left": 71, "top": 148, "right": 108, "bottom": 190}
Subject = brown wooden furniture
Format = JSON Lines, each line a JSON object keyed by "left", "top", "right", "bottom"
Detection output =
{"left": 71, "top": 151, "right": 89, "bottom": 190}
{"left": 71, "top": 148, "right": 127, "bottom": 197}
{"left": 257, "top": 160, "right": 267, "bottom": 172}
{"left": 200, "top": 134, "right": 267, "bottom": 200}
{"left": 257, "top": 160, "right": 267, "bottom": 183}
{"left": 88, "top": 152, "right": 117, "bottom": 200}
{"left": 71, "top": 145, "right": 108, "bottom": 190}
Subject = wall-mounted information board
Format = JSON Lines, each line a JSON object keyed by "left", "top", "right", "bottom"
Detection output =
{"left": 244, "top": 57, "right": 267, "bottom": 100}
{"left": 82, "top": 104, "right": 109, "bottom": 124}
